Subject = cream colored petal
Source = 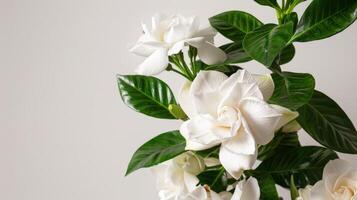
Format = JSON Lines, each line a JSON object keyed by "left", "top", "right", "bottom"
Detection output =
{"left": 218, "top": 191, "right": 233, "bottom": 200}
{"left": 190, "top": 71, "right": 228, "bottom": 117}
{"left": 135, "top": 48, "right": 169, "bottom": 75}
{"left": 310, "top": 180, "right": 330, "bottom": 200}
{"left": 231, "top": 178, "right": 260, "bottom": 200}
{"left": 323, "top": 159, "right": 352, "bottom": 194}
{"left": 187, "top": 38, "right": 227, "bottom": 65}
{"left": 221, "top": 127, "right": 256, "bottom": 155}
{"left": 183, "top": 171, "right": 200, "bottom": 192}
{"left": 219, "top": 145, "right": 257, "bottom": 179}
{"left": 252, "top": 74, "right": 275, "bottom": 101}
{"left": 178, "top": 81, "right": 197, "bottom": 118}
{"left": 270, "top": 104, "right": 299, "bottom": 129}
{"left": 298, "top": 185, "right": 312, "bottom": 200}
{"left": 168, "top": 41, "right": 185, "bottom": 55}
{"left": 239, "top": 98, "right": 282, "bottom": 145}
{"left": 180, "top": 115, "right": 225, "bottom": 151}
{"left": 282, "top": 120, "right": 301, "bottom": 133}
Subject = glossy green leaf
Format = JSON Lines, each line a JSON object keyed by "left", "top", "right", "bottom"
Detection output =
{"left": 291, "top": 0, "right": 357, "bottom": 42}
{"left": 275, "top": 44, "right": 296, "bottom": 65}
{"left": 209, "top": 11, "right": 263, "bottom": 42}
{"left": 117, "top": 75, "right": 176, "bottom": 119}
{"left": 198, "top": 167, "right": 227, "bottom": 192}
{"left": 269, "top": 72, "right": 315, "bottom": 110}
{"left": 297, "top": 90, "right": 357, "bottom": 153}
{"left": 256, "top": 146, "right": 338, "bottom": 188}
{"left": 283, "top": 12, "right": 298, "bottom": 31}
{"left": 125, "top": 130, "right": 186, "bottom": 175}
{"left": 220, "top": 42, "right": 252, "bottom": 64}
{"left": 254, "top": 0, "right": 280, "bottom": 9}
{"left": 258, "top": 132, "right": 300, "bottom": 161}
{"left": 168, "top": 104, "right": 188, "bottom": 120}
{"left": 243, "top": 23, "right": 294, "bottom": 66}
{"left": 199, "top": 60, "right": 242, "bottom": 76}
{"left": 256, "top": 175, "right": 279, "bottom": 200}
{"left": 286, "top": 0, "right": 306, "bottom": 8}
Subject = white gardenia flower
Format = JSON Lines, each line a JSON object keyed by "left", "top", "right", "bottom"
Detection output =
{"left": 152, "top": 152, "right": 205, "bottom": 200}
{"left": 297, "top": 159, "right": 357, "bottom": 200}
{"left": 179, "top": 70, "right": 298, "bottom": 179}
{"left": 130, "top": 14, "right": 227, "bottom": 75}
{"left": 183, "top": 185, "right": 232, "bottom": 200}
{"left": 231, "top": 177, "right": 260, "bottom": 200}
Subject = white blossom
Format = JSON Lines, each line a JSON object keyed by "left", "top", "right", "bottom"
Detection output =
{"left": 179, "top": 70, "right": 298, "bottom": 179}
{"left": 130, "top": 14, "right": 226, "bottom": 75}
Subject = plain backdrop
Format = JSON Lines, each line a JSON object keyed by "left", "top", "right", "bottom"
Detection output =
{"left": 0, "top": 0, "right": 356, "bottom": 199}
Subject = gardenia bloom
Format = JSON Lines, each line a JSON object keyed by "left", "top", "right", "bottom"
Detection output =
{"left": 297, "top": 159, "right": 357, "bottom": 200}
{"left": 152, "top": 152, "right": 205, "bottom": 200}
{"left": 130, "top": 14, "right": 227, "bottom": 75}
{"left": 179, "top": 70, "right": 298, "bottom": 179}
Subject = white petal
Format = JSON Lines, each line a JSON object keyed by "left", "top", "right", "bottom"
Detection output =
{"left": 197, "top": 41, "right": 227, "bottom": 65}
{"left": 323, "top": 159, "right": 352, "bottom": 194}
{"left": 168, "top": 41, "right": 185, "bottom": 55}
{"left": 178, "top": 81, "right": 197, "bottom": 118}
{"left": 184, "top": 186, "right": 208, "bottom": 200}
{"left": 193, "top": 26, "right": 217, "bottom": 38}
{"left": 135, "top": 48, "right": 169, "bottom": 75}
{"left": 310, "top": 181, "right": 329, "bottom": 200}
{"left": 221, "top": 126, "right": 256, "bottom": 155}
{"left": 239, "top": 98, "right": 282, "bottom": 145}
{"left": 190, "top": 71, "right": 228, "bottom": 117}
{"left": 232, "top": 177, "right": 260, "bottom": 200}
{"left": 180, "top": 115, "right": 226, "bottom": 151}
{"left": 252, "top": 74, "right": 275, "bottom": 101}
{"left": 282, "top": 120, "right": 301, "bottom": 133}
{"left": 130, "top": 42, "right": 157, "bottom": 57}
{"left": 219, "top": 191, "right": 233, "bottom": 200}
{"left": 218, "top": 70, "right": 264, "bottom": 109}
{"left": 204, "top": 157, "right": 221, "bottom": 167}
{"left": 298, "top": 185, "right": 312, "bottom": 200}
{"left": 183, "top": 171, "right": 200, "bottom": 192}
{"left": 219, "top": 145, "right": 257, "bottom": 179}
{"left": 270, "top": 104, "right": 299, "bottom": 129}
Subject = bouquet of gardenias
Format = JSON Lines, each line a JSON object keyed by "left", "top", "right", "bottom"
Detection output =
{"left": 118, "top": 0, "right": 357, "bottom": 199}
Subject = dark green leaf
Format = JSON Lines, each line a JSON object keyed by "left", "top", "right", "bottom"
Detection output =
{"left": 269, "top": 72, "right": 315, "bottom": 110}
{"left": 275, "top": 44, "right": 295, "bottom": 65}
{"left": 256, "top": 146, "right": 338, "bottom": 188}
{"left": 297, "top": 90, "right": 357, "bottom": 153}
{"left": 283, "top": 12, "right": 298, "bottom": 32}
{"left": 125, "top": 130, "right": 186, "bottom": 175}
{"left": 257, "top": 175, "right": 279, "bottom": 200}
{"left": 209, "top": 11, "right": 263, "bottom": 42}
{"left": 291, "top": 0, "right": 357, "bottom": 42}
{"left": 258, "top": 132, "right": 300, "bottom": 161}
{"left": 198, "top": 167, "right": 227, "bottom": 192}
{"left": 117, "top": 75, "right": 176, "bottom": 119}
{"left": 220, "top": 42, "right": 252, "bottom": 64}
{"left": 254, "top": 0, "right": 280, "bottom": 9}
{"left": 195, "top": 146, "right": 220, "bottom": 158}
{"left": 198, "top": 60, "right": 242, "bottom": 76}
{"left": 243, "top": 23, "right": 294, "bottom": 66}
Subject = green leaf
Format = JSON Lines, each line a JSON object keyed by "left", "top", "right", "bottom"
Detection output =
{"left": 198, "top": 60, "right": 242, "bottom": 76}
{"left": 290, "top": 175, "right": 299, "bottom": 200}
{"left": 220, "top": 42, "right": 252, "bottom": 64}
{"left": 125, "top": 130, "right": 186, "bottom": 176}
{"left": 256, "top": 146, "right": 338, "bottom": 188}
{"left": 198, "top": 167, "right": 227, "bottom": 192}
{"left": 209, "top": 11, "right": 263, "bottom": 42}
{"left": 269, "top": 72, "right": 315, "bottom": 110}
{"left": 243, "top": 23, "right": 294, "bottom": 66}
{"left": 297, "top": 90, "right": 357, "bottom": 154}
{"left": 254, "top": 0, "right": 280, "bottom": 9}
{"left": 283, "top": 12, "right": 298, "bottom": 32}
{"left": 291, "top": 0, "right": 357, "bottom": 42}
{"left": 168, "top": 104, "right": 188, "bottom": 120}
{"left": 256, "top": 175, "right": 279, "bottom": 200}
{"left": 117, "top": 75, "right": 176, "bottom": 119}
{"left": 275, "top": 44, "right": 295, "bottom": 65}
{"left": 258, "top": 132, "right": 300, "bottom": 161}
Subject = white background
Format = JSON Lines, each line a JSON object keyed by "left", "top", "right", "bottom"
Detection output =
{"left": 0, "top": 0, "right": 356, "bottom": 199}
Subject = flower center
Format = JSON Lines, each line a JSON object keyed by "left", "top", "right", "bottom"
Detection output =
{"left": 334, "top": 186, "right": 355, "bottom": 199}
{"left": 217, "top": 106, "right": 240, "bottom": 127}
